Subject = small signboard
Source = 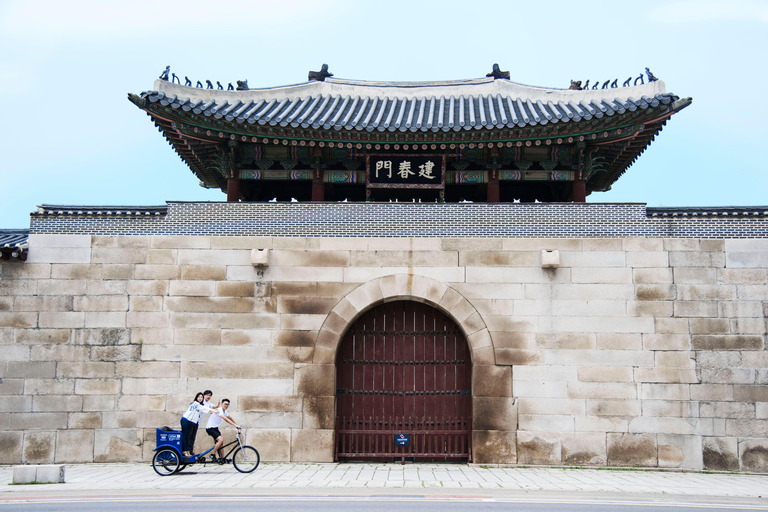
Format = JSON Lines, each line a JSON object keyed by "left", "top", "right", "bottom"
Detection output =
{"left": 367, "top": 154, "right": 445, "bottom": 189}
{"left": 395, "top": 433, "right": 410, "bottom": 446}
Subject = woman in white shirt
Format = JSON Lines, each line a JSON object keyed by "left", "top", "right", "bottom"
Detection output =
{"left": 180, "top": 392, "right": 217, "bottom": 457}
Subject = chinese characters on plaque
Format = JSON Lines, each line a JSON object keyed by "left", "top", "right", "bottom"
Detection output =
{"left": 367, "top": 155, "right": 445, "bottom": 188}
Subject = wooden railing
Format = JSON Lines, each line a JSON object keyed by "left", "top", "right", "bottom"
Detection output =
{"left": 335, "top": 415, "right": 471, "bottom": 462}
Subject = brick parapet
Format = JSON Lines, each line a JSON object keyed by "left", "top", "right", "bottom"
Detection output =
{"left": 28, "top": 202, "right": 768, "bottom": 239}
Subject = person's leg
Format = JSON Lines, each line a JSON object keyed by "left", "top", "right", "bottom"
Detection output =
{"left": 215, "top": 435, "right": 224, "bottom": 458}
{"left": 189, "top": 422, "right": 199, "bottom": 455}
{"left": 180, "top": 418, "right": 191, "bottom": 455}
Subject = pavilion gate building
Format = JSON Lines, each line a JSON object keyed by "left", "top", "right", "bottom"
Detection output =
{"left": 1, "top": 65, "right": 767, "bottom": 471}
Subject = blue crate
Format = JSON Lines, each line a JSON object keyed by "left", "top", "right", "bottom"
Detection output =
{"left": 155, "top": 428, "right": 182, "bottom": 452}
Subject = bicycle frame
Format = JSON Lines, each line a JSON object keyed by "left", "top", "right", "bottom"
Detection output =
{"left": 193, "top": 431, "right": 245, "bottom": 462}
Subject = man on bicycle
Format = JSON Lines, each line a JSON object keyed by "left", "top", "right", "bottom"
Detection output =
{"left": 205, "top": 398, "right": 242, "bottom": 462}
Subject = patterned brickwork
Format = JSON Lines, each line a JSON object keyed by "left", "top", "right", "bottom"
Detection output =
{"left": 29, "top": 202, "right": 768, "bottom": 238}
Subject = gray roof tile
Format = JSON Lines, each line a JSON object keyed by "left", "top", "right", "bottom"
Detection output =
{"left": 141, "top": 76, "right": 679, "bottom": 133}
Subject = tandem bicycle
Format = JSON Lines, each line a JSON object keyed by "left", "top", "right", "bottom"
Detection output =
{"left": 152, "top": 426, "right": 260, "bottom": 475}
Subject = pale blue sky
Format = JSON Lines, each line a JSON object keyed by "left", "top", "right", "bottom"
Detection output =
{"left": 1, "top": 0, "right": 767, "bottom": 228}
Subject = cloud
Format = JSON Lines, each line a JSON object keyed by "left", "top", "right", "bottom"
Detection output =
{"left": 0, "top": 0, "right": 342, "bottom": 41}
{"left": 648, "top": 0, "right": 768, "bottom": 24}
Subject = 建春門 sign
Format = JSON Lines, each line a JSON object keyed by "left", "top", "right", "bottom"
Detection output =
{"left": 367, "top": 154, "right": 445, "bottom": 189}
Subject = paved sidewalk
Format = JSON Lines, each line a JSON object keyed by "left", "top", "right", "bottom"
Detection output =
{"left": 2, "top": 463, "right": 768, "bottom": 498}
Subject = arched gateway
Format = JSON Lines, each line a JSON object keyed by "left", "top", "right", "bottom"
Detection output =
{"left": 335, "top": 300, "right": 472, "bottom": 462}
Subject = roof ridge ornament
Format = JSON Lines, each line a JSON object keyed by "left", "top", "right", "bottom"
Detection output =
{"left": 486, "top": 63, "right": 510, "bottom": 80}
{"left": 159, "top": 65, "right": 170, "bottom": 81}
{"left": 309, "top": 64, "right": 333, "bottom": 82}
{"left": 570, "top": 68, "right": 660, "bottom": 90}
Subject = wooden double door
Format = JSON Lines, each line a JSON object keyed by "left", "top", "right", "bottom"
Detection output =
{"left": 335, "top": 300, "right": 472, "bottom": 462}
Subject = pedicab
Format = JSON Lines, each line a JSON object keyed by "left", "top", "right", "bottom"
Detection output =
{"left": 152, "top": 426, "right": 260, "bottom": 475}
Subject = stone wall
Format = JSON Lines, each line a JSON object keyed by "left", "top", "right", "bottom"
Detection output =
{"left": 1, "top": 205, "right": 767, "bottom": 470}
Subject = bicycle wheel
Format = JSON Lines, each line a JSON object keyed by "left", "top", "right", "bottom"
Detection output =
{"left": 232, "top": 445, "right": 260, "bottom": 473}
{"left": 152, "top": 448, "right": 181, "bottom": 476}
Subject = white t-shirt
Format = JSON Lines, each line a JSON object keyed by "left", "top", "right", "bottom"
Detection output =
{"left": 181, "top": 402, "right": 213, "bottom": 424}
{"left": 206, "top": 409, "right": 229, "bottom": 429}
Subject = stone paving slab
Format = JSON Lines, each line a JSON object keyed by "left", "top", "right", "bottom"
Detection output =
{"left": 1, "top": 463, "right": 768, "bottom": 498}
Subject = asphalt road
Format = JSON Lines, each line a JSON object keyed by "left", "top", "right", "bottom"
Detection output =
{"left": 2, "top": 494, "right": 768, "bottom": 512}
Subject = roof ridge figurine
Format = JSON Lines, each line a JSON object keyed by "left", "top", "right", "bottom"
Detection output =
{"left": 486, "top": 64, "right": 510, "bottom": 80}
{"left": 309, "top": 64, "right": 333, "bottom": 82}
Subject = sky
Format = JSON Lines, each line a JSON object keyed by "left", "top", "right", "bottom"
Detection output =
{"left": 1, "top": 0, "right": 767, "bottom": 229}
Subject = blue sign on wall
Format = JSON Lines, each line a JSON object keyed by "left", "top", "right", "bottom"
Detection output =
{"left": 395, "top": 434, "right": 410, "bottom": 446}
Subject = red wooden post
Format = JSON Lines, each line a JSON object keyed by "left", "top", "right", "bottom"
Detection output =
{"left": 226, "top": 178, "right": 240, "bottom": 202}
{"left": 572, "top": 180, "right": 586, "bottom": 202}
{"left": 311, "top": 168, "right": 324, "bottom": 201}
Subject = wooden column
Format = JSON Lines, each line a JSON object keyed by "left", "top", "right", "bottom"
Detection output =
{"left": 572, "top": 180, "right": 586, "bottom": 203}
{"left": 312, "top": 168, "right": 324, "bottom": 202}
{"left": 487, "top": 169, "right": 500, "bottom": 203}
{"left": 226, "top": 177, "right": 240, "bottom": 202}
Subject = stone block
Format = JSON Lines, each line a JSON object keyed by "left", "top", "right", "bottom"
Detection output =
{"left": 535, "top": 332, "right": 595, "bottom": 350}
{"left": 519, "top": 414, "right": 574, "bottom": 432}
{"left": 467, "top": 266, "right": 569, "bottom": 285}
{"left": 39, "top": 312, "right": 84, "bottom": 329}
{"left": 673, "top": 267, "right": 716, "bottom": 284}
{"left": 473, "top": 397, "right": 517, "bottom": 431}
{"left": 23, "top": 431, "right": 56, "bottom": 464}
{"left": 670, "top": 251, "right": 725, "bottom": 268}
{"left": 629, "top": 416, "right": 695, "bottom": 435}
{"left": 280, "top": 314, "right": 326, "bottom": 331}
{"left": 628, "top": 300, "right": 673, "bottom": 317}
{"left": 739, "top": 438, "right": 768, "bottom": 472}
{"left": 103, "top": 265, "right": 133, "bottom": 280}
{"left": 700, "top": 401, "right": 754, "bottom": 418}
{"left": 0, "top": 432, "right": 23, "bottom": 464}
{"left": 586, "top": 399, "right": 640, "bottom": 417}
{"left": 6, "top": 361, "right": 56, "bottom": 379}
{"left": 75, "top": 379, "right": 121, "bottom": 395}
{"left": 0, "top": 312, "right": 37, "bottom": 328}
{"left": 634, "top": 368, "right": 698, "bottom": 384}
{"left": 68, "top": 412, "right": 102, "bottom": 429}
{"left": 292, "top": 363, "right": 337, "bottom": 397}
{"left": 640, "top": 384, "right": 689, "bottom": 401}
{"left": 15, "top": 329, "right": 71, "bottom": 345}
{"left": 302, "top": 396, "right": 335, "bottom": 429}
{"left": 641, "top": 400, "right": 696, "bottom": 418}
{"left": 57, "top": 362, "right": 115, "bottom": 379}
{"left": 561, "top": 432, "right": 607, "bottom": 465}
{"left": 657, "top": 434, "right": 702, "bottom": 469}
{"left": 244, "top": 429, "right": 291, "bottom": 462}
{"left": 83, "top": 395, "right": 116, "bottom": 411}
{"left": 94, "top": 429, "right": 143, "bottom": 462}
{"left": 514, "top": 365, "right": 577, "bottom": 382}
{"left": 290, "top": 429, "right": 333, "bottom": 462}
{"left": 91, "top": 345, "right": 140, "bottom": 361}
{"left": 182, "top": 361, "right": 292, "bottom": 380}
{"left": 11, "top": 465, "right": 36, "bottom": 484}
{"left": 24, "top": 379, "right": 75, "bottom": 395}
{"left": 674, "top": 301, "right": 718, "bottom": 318}
{"left": 516, "top": 431, "right": 561, "bottom": 465}
{"left": 0, "top": 279, "right": 37, "bottom": 296}
{"left": 697, "top": 350, "right": 742, "bottom": 369}
{"left": 693, "top": 335, "right": 763, "bottom": 351}
{"left": 731, "top": 317, "right": 768, "bottom": 334}
{"left": 734, "top": 285, "right": 768, "bottom": 300}
{"left": 503, "top": 238, "right": 581, "bottom": 251}
{"left": 549, "top": 316, "right": 654, "bottom": 334}
{"left": 690, "top": 384, "right": 733, "bottom": 401}
{"left": 0, "top": 396, "right": 32, "bottom": 413}
{"left": 151, "top": 235, "right": 210, "bottom": 249}
{"left": 626, "top": 251, "right": 669, "bottom": 268}
{"left": 642, "top": 334, "right": 691, "bottom": 351}
{"left": 494, "top": 349, "right": 542, "bottom": 366}
{"left": 718, "top": 268, "right": 767, "bottom": 285}
{"left": 127, "top": 312, "right": 169, "bottom": 328}
{"left": 568, "top": 382, "right": 637, "bottom": 400}
{"left": 607, "top": 433, "right": 656, "bottom": 467}
{"left": 173, "top": 328, "right": 220, "bottom": 345}
{"left": 512, "top": 380, "right": 568, "bottom": 398}
{"left": 655, "top": 351, "right": 696, "bottom": 368}
{"left": 472, "top": 365, "right": 512, "bottom": 396}
{"left": 577, "top": 366, "right": 633, "bottom": 383}
{"left": 733, "top": 385, "right": 768, "bottom": 403}
{"left": 678, "top": 285, "right": 737, "bottom": 301}
{"left": 545, "top": 349, "right": 653, "bottom": 367}
{"left": 14, "top": 295, "right": 73, "bottom": 312}
{"left": 725, "top": 419, "right": 768, "bottom": 437}
{"left": 635, "top": 284, "right": 676, "bottom": 301}
{"left": 653, "top": 318, "right": 690, "bottom": 335}
{"left": 473, "top": 430, "right": 516, "bottom": 464}
{"left": 84, "top": 312, "right": 126, "bottom": 328}
{"left": 32, "top": 395, "right": 83, "bottom": 412}
{"left": 1, "top": 263, "right": 51, "bottom": 279}
{"left": 11, "top": 412, "right": 67, "bottom": 430}
{"left": 701, "top": 368, "right": 755, "bottom": 384}
{"left": 127, "top": 280, "right": 169, "bottom": 296}
{"left": 633, "top": 267, "right": 673, "bottom": 284}
{"left": 134, "top": 265, "right": 181, "bottom": 280}
{"left": 595, "top": 333, "right": 642, "bottom": 350}
{"left": 703, "top": 436, "right": 739, "bottom": 471}
{"left": 74, "top": 296, "right": 128, "bottom": 312}
{"left": 518, "top": 398, "right": 586, "bottom": 416}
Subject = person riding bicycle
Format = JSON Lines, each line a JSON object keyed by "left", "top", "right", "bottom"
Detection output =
{"left": 180, "top": 392, "right": 218, "bottom": 457}
{"left": 205, "top": 398, "right": 242, "bottom": 462}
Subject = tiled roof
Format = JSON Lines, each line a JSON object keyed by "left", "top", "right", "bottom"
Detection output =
{"left": 32, "top": 204, "right": 168, "bottom": 217}
{"left": 0, "top": 229, "right": 28, "bottom": 248}
{"left": 140, "top": 77, "right": 684, "bottom": 133}
{"left": 647, "top": 207, "right": 768, "bottom": 218}
{"left": 0, "top": 229, "right": 29, "bottom": 261}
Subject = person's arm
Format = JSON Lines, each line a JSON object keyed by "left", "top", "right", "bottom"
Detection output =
{"left": 221, "top": 413, "right": 241, "bottom": 429}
